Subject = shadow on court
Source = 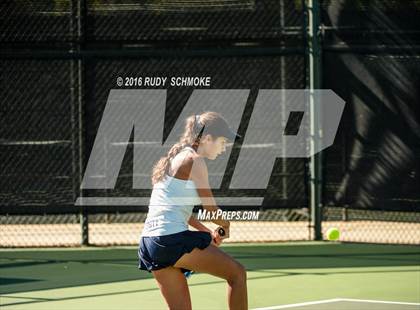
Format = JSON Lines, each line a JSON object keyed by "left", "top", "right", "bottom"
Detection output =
{"left": 1, "top": 242, "right": 419, "bottom": 296}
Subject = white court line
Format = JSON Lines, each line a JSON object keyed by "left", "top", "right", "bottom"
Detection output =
{"left": 252, "top": 299, "right": 342, "bottom": 310}
{"left": 338, "top": 298, "right": 420, "bottom": 306}
{"left": 253, "top": 298, "right": 420, "bottom": 309}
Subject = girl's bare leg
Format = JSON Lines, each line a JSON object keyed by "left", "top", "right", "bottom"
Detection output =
{"left": 174, "top": 245, "right": 247, "bottom": 310}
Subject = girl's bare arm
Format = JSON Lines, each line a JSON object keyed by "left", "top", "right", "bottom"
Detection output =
{"left": 190, "top": 157, "right": 230, "bottom": 229}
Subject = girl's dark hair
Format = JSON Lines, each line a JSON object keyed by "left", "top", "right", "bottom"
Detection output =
{"left": 151, "top": 111, "right": 234, "bottom": 185}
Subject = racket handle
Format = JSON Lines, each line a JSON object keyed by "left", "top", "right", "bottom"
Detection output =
{"left": 217, "top": 227, "right": 226, "bottom": 237}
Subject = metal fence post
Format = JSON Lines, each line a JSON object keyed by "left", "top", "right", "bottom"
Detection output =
{"left": 76, "top": 0, "right": 88, "bottom": 246}
{"left": 307, "top": 0, "right": 323, "bottom": 240}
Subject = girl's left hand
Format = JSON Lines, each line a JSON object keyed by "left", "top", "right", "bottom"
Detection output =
{"left": 211, "top": 229, "right": 223, "bottom": 247}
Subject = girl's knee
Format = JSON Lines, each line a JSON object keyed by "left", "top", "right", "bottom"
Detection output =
{"left": 227, "top": 262, "right": 247, "bottom": 285}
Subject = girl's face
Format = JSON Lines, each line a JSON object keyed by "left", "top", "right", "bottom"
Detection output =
{"left": 199, "top": 135, "right": 228, "bottom": 160}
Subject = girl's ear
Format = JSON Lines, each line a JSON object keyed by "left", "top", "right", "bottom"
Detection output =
{"left": 201, "top": 134, "right": 211, "bottom": 143}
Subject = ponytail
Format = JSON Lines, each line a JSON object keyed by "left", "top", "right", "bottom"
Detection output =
{"left": 151, "top": 115, "right": 197, "bottom": 185}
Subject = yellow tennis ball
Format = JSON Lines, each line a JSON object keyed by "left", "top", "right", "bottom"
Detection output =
{"left": 326, "top": 227, "right": 340, "bottom": 241}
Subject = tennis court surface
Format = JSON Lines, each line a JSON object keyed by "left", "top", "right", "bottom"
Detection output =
{"left": 1, "top": 242, "right": 419, "bottom": 310}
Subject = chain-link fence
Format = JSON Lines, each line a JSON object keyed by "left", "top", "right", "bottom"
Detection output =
{"left": 1, "top": 0, "right": 419, "bottom": 247}
{"left": 321, "top": 0, "right": 420, "bottom": 245}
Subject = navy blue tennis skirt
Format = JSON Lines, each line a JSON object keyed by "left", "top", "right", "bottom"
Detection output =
{"left": 138, "top": 230, "right": 212, "bottom": 274}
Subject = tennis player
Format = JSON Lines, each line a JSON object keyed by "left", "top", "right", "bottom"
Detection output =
{"left": 138, "top": 111, "right": 248, "bottom": 310}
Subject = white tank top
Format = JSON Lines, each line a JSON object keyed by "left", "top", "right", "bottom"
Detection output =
{"left": 141, "top": 147, "right": 201, "bottom": 237}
